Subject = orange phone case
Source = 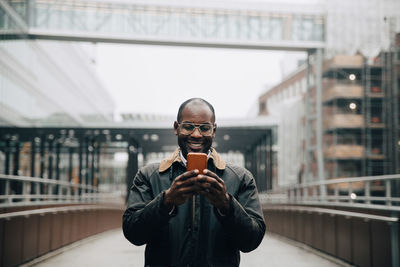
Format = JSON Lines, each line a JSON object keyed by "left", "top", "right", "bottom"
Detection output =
{"left": 187, "top": 152, "right": 207, "bottom": 173}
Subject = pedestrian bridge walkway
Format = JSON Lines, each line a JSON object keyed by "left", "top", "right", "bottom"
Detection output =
{"left": 23, "top": 229, "right": 343, "bottom": 267}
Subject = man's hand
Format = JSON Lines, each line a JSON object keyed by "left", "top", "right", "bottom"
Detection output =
{"left": 196, "top": 170, "right": 230, "bottom": 214}
{"left": 163, "top": 170, "right": 200, "bottom": 208}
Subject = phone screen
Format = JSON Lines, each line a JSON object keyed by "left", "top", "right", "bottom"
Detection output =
{"left": 187, "top": 152, "right": 207, "bottom": 173}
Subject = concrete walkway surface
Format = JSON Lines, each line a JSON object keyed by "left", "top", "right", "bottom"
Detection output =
{"left": 23, "top": 229, "right": 344, "bottom": 267}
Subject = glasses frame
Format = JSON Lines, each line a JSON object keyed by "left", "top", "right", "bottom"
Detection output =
{"left": 178, "top": 122, "right": 215, "bottom": 136}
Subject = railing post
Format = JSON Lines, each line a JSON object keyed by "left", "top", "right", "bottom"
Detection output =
{"left": 349, "top": 182, "right": 354, "bottom": 204}
{"left": 304, "top": 185, "right": 308, "bottom": 202}
{"left": 386, "top": 180, "right": 392, "bottom": 206}
{"left": 67, "top": 182, "right": 71, "bottom": 202}
{"left": 365, "top": 181, "right": 371, "bottom": 205}
{"left": 58, "top": 184, "right": 63, "bottom": 202}
{"left": 48, "top": 183, "right": 53, "bottom": 201}
{"left": 5, "top": 177, "right": 10, "bottom": 203}
{"left": 35, "top": 181, "right": 40, "bottom": 201}
{"left": 334, "top": 184, "right": 339, "bottom": 203}
{"left": 22, "top": 180, "right": 27, "bottom": 204}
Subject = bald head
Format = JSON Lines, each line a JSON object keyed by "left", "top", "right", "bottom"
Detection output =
{"left": 177, "top": 98, "right": 215, "bottom": 123}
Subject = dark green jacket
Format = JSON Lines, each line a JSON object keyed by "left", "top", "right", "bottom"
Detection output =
{"left": 123, "top": 148, "right": 266, "bottom": 267}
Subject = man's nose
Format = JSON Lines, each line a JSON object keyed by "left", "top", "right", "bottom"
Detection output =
{"left": 191, "top": 127, "right": 202, "bottom": 137}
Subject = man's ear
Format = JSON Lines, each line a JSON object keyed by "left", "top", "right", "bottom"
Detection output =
{"left": 174, "top": 121, "right": 179, "bottom": 135}
{"left": 212, "top": 123, "right": 217, "bottom": 138}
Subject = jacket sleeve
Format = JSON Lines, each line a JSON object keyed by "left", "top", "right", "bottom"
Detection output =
{"left": 122, "top": 167, "right": 172, "bottom": 246}
{"left": 214, "top": 170, "right": 266, "bottom": 252}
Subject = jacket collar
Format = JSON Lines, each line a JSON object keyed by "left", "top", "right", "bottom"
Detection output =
{"left": 159, "top": 147, "right": 226, "bottom": 172}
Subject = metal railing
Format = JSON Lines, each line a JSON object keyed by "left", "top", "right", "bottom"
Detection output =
{"left": 0, "top": 174, "right": 124, "bottom": 208}
{"left": 260, "top": 174, "right": 400, "bottom": 211}
{"left": 0, "top": 204, "right": 124, "bottom": 220}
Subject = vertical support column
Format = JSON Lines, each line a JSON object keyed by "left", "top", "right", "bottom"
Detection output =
{"left": 68, "top": 146, "right": 73, "bottom": 199}
{"left": 68, "top": 147, "right": 73, "bottom": 182}
{"left": 253, "top": 144, "right": 258, "bottom": 189}
{"left": 47, "top": 136, "right": 54, "bottom": 196}
{"left": 30, "top": 139, "right": 36, "bottom": 196}
{"left": 39, "top": 135, "right": 45, "bottom": 194}
{"left": 256, "top": 142, "right": 261, "bottom": 191}
{"left": 252, "top": 146, "right": 257, "bottom": 184}
{"left": 304, "top": 51, "right": 311, "bottom": 182}
{"left": 40, "top": 135, "right": 45, "bottom": 179}
{"left": 362, "top": 59, "right": 369, "bottom": 176}
{"left": 85, "top": 137, "right": 90, "bottom": 194}
{"left": 267, "top": 131, "right": 273, "bottom": 190}
{"left": 55, "top": 141, "right": 60, "bottom": 180}
{"left": 393, "top": 48, "right": 399, "bottom": 175}
{"left": 260, "top": 137, "right": 266, "bottom": 191}
{"left": 13, "top": 140, "right": 20, "bottom": 175}
{"left": 4, "top": 138, "right": 10, "bottom": 175}
{"left": 96, "top": 142, "right": 101, "bottom": 190}
{"left": 48, "top": 137, "right": 54, "bottom": 180}
{"left": 12, "top": 139, "right": 21, "bottom": 195}
{"left": 55, "top": 139, "right": 61, "bottom": 197}
{"left": 90, "top": 138, "right": 96, "bottom": 193}
{"left": 3, "top": 138, "right": 11, "bottom": 196}
{"left": 30, "top": 139, "right": 36, "bottom": 177}
{"left": 126, "top": 139, "right": 138, "bottom": 203}
{"left": 315, "top": 48, "right": 326, "bottom": 196}
{"left": 78, "top": 138, "right": 83, "bottom": 196}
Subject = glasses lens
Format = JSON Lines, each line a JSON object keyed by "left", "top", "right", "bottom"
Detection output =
{"left": 199, "top": 124, "right": 212, "bottom": 134}
{"left": 181, "top": 123, "right": 195, "bottom": 134}
{"left": 180, "top": 123, "right": 213, "bottom": 136}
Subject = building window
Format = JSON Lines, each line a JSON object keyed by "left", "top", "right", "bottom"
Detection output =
{"left": 259, "top": 102, "right": 266, "bottom": 113}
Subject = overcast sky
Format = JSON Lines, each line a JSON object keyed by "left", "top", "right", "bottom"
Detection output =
{"left": 95, "top": 43, "right": 306, "bottom": 119}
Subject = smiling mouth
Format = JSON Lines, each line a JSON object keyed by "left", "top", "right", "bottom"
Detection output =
{"left": 188, "top": 142, "right": 203, "bottom": 150}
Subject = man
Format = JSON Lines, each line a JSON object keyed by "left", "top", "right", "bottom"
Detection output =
{"left": 123, "top": 98, "right": 266, "bottom": 267}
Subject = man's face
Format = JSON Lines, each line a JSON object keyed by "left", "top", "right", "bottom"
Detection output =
{"left": 174, "top": 103, "right": 216, "bottom": 158}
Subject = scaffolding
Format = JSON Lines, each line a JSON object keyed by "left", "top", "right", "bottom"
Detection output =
{"left": 304, "top": 51, "right": 399, "bottom": 187}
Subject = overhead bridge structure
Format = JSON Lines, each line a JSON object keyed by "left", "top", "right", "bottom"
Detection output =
{"left": 0, "top": 0, "right": 328, "bottom": 191}
{"left": 0, "top": 0, "right": 324, "bottom": 51}
{"left": 0, "top": 0, "right": 327, "bottom": 188}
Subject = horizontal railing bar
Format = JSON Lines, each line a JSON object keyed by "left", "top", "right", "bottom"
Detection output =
{"left": 0, "top": 174, "right": 97, "bottom": 190}
{"left": 303, "top": 195, "right": 400, "bottom": 202}
{"left": 263, "top": 205, "right": 399, "bottom": 222}
{"left": 0, "top": 198, "right": 124, "bottom": 209}
{"left": 0, "top": 204, "right": 124, "bottom": 220}
{"left": 285, "top": 174, "right": 400, "bottom": 189}
{"left": 0, "top": 193, "right": 117, "bottom": 199}
{"left": 270, "top": 200, "right": 400, "bottom": 212}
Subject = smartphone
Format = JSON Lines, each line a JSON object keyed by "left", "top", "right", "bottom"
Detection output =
{"left": 187, "top": 152, "right": 207, "bottom": 174}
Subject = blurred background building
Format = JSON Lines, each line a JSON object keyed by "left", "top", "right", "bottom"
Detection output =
{"left": 258, "top": 0, "right": 400, "bottom": 189}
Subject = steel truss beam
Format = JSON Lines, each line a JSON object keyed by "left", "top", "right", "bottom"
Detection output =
{"left": 0, "top": 0, "right": 325, "bottom": 50}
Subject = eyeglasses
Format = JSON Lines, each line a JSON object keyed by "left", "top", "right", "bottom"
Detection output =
{"left": 178, "top": 122, "right": 214, "bottom": 136}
